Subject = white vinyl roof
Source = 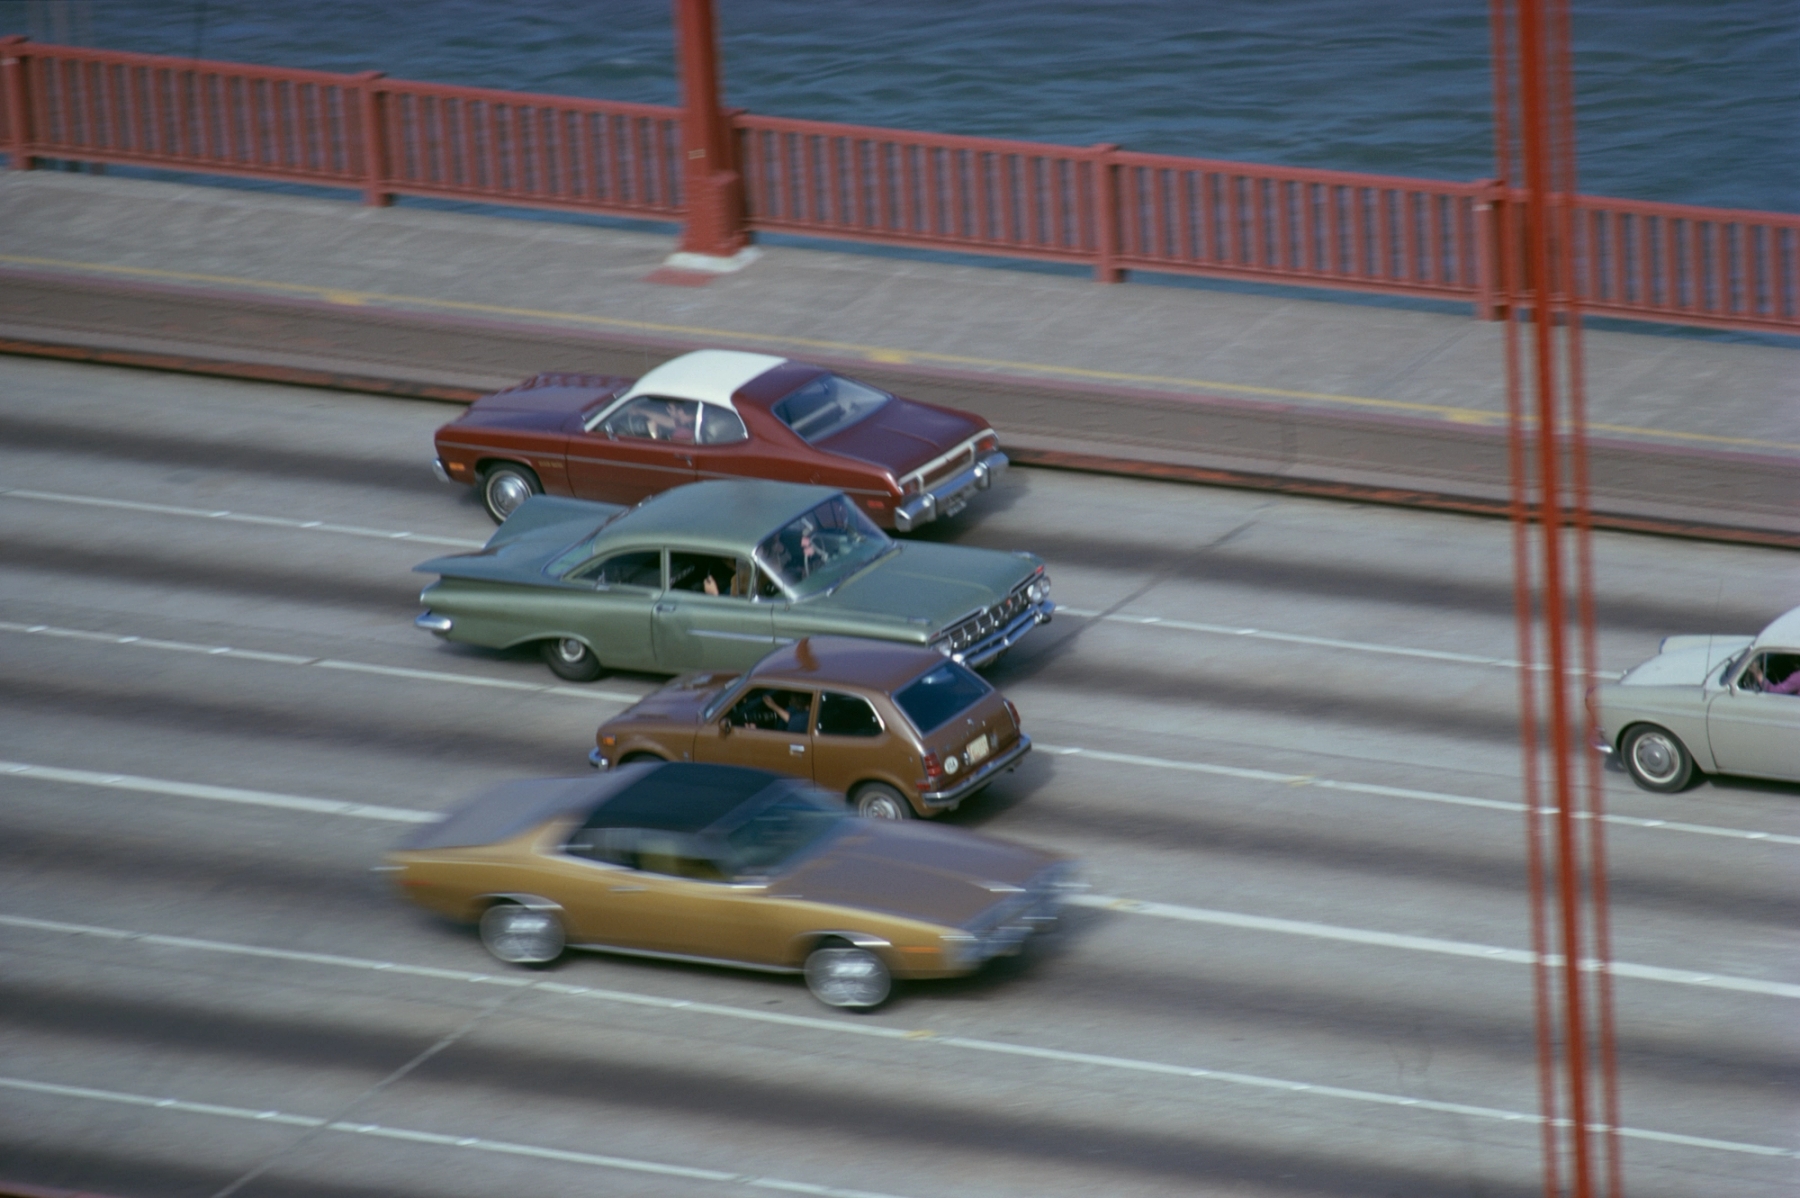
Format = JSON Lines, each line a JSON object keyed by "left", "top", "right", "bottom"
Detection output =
{"left": 618, "top": 349, "right": 789, "bottom": 409}
{"left": 1752, "top": 604, "right": 1800, "bottom": 650}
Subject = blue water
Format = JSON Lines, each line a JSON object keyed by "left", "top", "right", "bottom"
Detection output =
{"left": 22, "top": 1, "right": 1800, "bottom": 211}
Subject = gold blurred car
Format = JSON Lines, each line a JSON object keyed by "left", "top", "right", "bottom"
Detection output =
{"left": 387, "top": 762, "right": 1074, "bottom": 1008}
{"left": 590, "top": 637, "right": 1031, "bottom": 819}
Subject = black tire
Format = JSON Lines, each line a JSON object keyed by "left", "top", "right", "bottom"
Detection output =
{"left": 541, "top": 637, "right": 603, "bottom": 682}
{"left": 480, "top": 462, "right": 542, "bottom": 523}
{"left": 853, "top": 782, "right": 915, "bottom": 820}
{"left": 479, "top": 902, "right": 565, "bottom": 966}
{"left": 1621, "top": 723, "right": 1695, "bottom": 793}
{"left": 619, "top": 751, "right": 664, "bottom": 765}
{"left": 804, "top": 939, "right": 892, "bottom": 1009}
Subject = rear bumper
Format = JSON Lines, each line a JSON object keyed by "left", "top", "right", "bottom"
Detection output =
{"left": 895, "top": 452, "right": 1008, "bottom": 532}
{"left": 415, "top": 611, "right": 454, "bottom": 635}
{"left": 919, "top": 735, "right": 1031, "bottom": 808}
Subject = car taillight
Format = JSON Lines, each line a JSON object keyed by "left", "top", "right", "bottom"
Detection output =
{"left": 922, "top": 752, "right": 944, "bottom": 780}
{"left": 977, "top": 433, "right": 999, "bottom": 453}
{"left": 1003, "top": 699, "right": 1021, "bottom": 728}
{"left": 902, "top": 476, "right": 922, "bottom": 496}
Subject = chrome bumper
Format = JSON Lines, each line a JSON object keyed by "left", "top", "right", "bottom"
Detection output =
{"left": 414, "top": 611, "right": 453, "bottom": 635}
{"left": 895, "top": 451, "right": 1008, "bottom": 532}
{"left": 951, "top": 600, "right": 1053, "bottom": 668}
{"left": 431, "top": 457, "right": 452, "bottom": 484}
{"left": 919, "top": 735, "right": 1031, "bottom": 809}
{"left": 588, "top": 747, "right": 609, "bottom": 770}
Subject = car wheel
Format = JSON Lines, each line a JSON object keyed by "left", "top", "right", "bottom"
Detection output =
{"left": 541, "top": 637, "right": 603, "bottom": 682}
{"left": 479, "top": 902, "right": 565, "bottom": 966}
{"left": 1622, "top": 724, "right": 1695, "bottom": 793}
{"left": 480, "top": 462, "right": 541, "bottom": 523}
{"left": 853, "top": 782, "right": 915, "bottom": 820}
{"left": 804, "top": 940, "right": 892, "bottom": 1009}
{"left": 619, "top": 751, "right": 663, "bottom": 765}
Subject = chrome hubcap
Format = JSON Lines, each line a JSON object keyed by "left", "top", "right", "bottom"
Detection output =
{"left": 858, "top": 793, "right": 906, "bottom": 819}
{"left": 481, "top": 906, "right": 561, "bottom": 964}
{"left": 1631, "top": 733, "right": 1677, "bottom": 782}
{"left": 553, "top": 638, "right": 588, "bottom": 664}
{"left": 487, "top": 473, "right": 532, "bottom": 517}
{"left": 806, "top": 948, "right": 889, "bottom": 1007}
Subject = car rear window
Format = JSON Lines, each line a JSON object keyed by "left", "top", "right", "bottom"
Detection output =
{"left": 893, "top": 662, "right": 991, "bottom": 734}
{"left": 771, "top": 374, "right": 890, "bottom": 443}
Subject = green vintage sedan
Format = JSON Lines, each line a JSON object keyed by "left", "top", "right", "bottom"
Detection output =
{"left": 413, "top": 479, "right": 1053, "bottom": 681}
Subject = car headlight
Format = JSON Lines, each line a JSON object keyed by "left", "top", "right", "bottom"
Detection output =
{"left": 1027, "top": 574, "right": 1051, "bottom": 603}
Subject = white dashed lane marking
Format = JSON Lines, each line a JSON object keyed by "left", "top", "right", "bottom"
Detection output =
{"left": 4, "top": 764, "right": 1795, "bottom": 1000}
{"left": 0, "top": 1075, "right": 917, "bottom": 1198}
{"left": 0, "top": 918, "right": 1791, "bottom": 1161}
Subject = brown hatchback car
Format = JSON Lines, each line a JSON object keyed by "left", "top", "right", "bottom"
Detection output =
{"left": 590, "top": 637, "right": 1030, "bottom": 819}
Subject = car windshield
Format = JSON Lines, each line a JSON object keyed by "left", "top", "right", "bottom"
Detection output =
{"left": 771, "top": 374, "right": 890, "bottom": 443}
{"left": 722, "top": 790, "right": 845, "bottom": 875}
{"left": 755, "top": 495, "right": 892, "bottom": 598}
{"left": 894, "top": 661, "right": 991, "bottom": 733}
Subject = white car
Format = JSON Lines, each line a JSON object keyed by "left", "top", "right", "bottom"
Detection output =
{"left": 1594, "top": 605, "right": 1800, "bottom": 792}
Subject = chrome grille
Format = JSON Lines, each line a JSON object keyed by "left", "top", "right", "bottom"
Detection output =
{"left": 922, "top": 446, "right": 975, "bottom": 490}
{"left": 937, "top": 581, "right": 1033, "bottom": 653}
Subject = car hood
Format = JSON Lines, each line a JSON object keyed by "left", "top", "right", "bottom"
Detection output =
{"left": 608, "top": 673, "right": 736, "bottom": 727}
{"left": 774, "top": 821, "right": 1062, "bottom": 927}
{"left": 1620, "top": 638, "right": 1750, "bottom": 687}
{"left": 816, "top": 396, "right": 985, "bottom": 475}
{"left": 816, "top": 542, "right": 1037, "bottom": 626}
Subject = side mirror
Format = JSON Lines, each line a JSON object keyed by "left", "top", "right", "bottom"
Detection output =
{"left": 718, "top": 719, "right": 733, "bottom": 737}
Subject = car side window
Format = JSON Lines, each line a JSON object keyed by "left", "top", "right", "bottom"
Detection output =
{"left": 725, "top": 687, "right": 814, "bottom": 734}
{"left": 669, "top": 552, "right": 748, "bottom": 597}
{"left": 566, "top": 549, "right": 663, "bottom": 589}
{"left": 1741, "top": 651, "right": 1800, "bottom": 696}
{"left": 817, "top": 692, "right": 883, "bottom": 737}
{"left": 602, "top": 396, "right": 701, "bottom": 443}
{"left": 698, "top": 405, "right": 749, "bottom": 445}
{"left": 565, "top": 826, "right": 642, "bottom": 869}
{"left": 635, "top": 831, "right": 726, "bottom": 881}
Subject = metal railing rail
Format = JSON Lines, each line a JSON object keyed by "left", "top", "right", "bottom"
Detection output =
{"left": 2, "top": 37, "right": 1795, "bottom": 334}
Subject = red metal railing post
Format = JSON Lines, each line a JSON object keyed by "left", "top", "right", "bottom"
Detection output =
{"left": 673, "top": 0, "right": 747, "bottom": 257}
{"left": 1, "top": 36, "right": 34, "bottom": 171}
{"left": 1090, "top": 143, "right": 1121, "bottom": 283}
{"left": 1474, "top": 177, "right": 1506, "bottom": 319}
{"left": 355, "top": 70, "right": 392, "bottom": 207}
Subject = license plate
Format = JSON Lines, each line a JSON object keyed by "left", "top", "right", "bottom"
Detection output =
{"left": 966, "top": 733, "right": 991, "bottom": 763}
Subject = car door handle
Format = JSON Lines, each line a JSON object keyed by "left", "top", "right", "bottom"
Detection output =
{"left": 610, "top": 884, "right": 646, "bottom": 893}
{"left": 655, "top": 602, "right": 676, "bottom": 613}
{"left": 789, "top": 744, "right": 806, "bottom": 755}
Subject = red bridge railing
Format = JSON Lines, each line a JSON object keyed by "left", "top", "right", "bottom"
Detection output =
{"left": 3, "top": 37, "right": 1795, "bottom": 335}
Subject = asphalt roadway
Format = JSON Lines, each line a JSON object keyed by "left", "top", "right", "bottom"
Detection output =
{"left": 0, "top": 355, "right": 1796, "bottom": 1198}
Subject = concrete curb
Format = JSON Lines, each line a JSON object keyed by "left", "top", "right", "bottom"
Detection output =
{"left": 3, "top": 269, "right": 1794, "bottom": 550}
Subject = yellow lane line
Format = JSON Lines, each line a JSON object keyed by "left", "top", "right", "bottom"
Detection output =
{"left": 6, "top": 252, "right": 1796, "bottom": 454}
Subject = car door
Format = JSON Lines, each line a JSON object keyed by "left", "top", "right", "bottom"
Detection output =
{"left": 557, "top": 548, "right": 663, "bottom": 671}
{"left": 809, "top": 690, "right": 895, "bottom": 794}
{"left": 542, "top": 827, "right": 663, "bottom": 949}
{"left": 1706, "top": 651, "right": 1800, "bottom": 781}
{"left": 652, "top": 551, "right": 777, "bottom": 670}
{"left": 693, "top": 685, "right": 817, "bottom": 777}
{"left": 565, "top": 395, "right": 701, "bottom": 504}
{"left": 623, "top": 831, "right": 768, "bottom": 962}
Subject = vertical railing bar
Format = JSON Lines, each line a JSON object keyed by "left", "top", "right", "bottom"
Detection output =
{"left": 1711, "top": 220, "right": 1731, "bottom": 317}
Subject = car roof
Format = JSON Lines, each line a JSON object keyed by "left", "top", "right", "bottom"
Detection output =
{"left": 751, "top": 636, "right": 950, "bottom": 692}
{"left": 1752, "top": 604, "right": 1800, "bottom": 650}
{"left": 606, "top": 479, "right": 846, "bottom": 549}
{"left": 617, "top": 349, "right": 789, "bottom": 410}
{"left": 586, "top": 762, "right": 786, "bottom": 832}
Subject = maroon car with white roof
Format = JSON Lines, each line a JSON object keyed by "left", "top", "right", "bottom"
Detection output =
{"left": 432, "top": 349, "right": 1008, "bottom": 529}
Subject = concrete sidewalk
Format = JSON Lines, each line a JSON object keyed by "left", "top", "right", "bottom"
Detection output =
{"left": 2, "top": 170, "right": 1795, "bottom": 540}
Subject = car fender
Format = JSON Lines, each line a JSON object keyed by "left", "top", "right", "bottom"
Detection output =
{"left": 1609, "top": 696, "right": 1718, "bottom": 773}
{"left": 790, "top": 929, "right": 892, "bottom": 965}
{"left": 476, "top": 892, "right": 564, "bottom": 914}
